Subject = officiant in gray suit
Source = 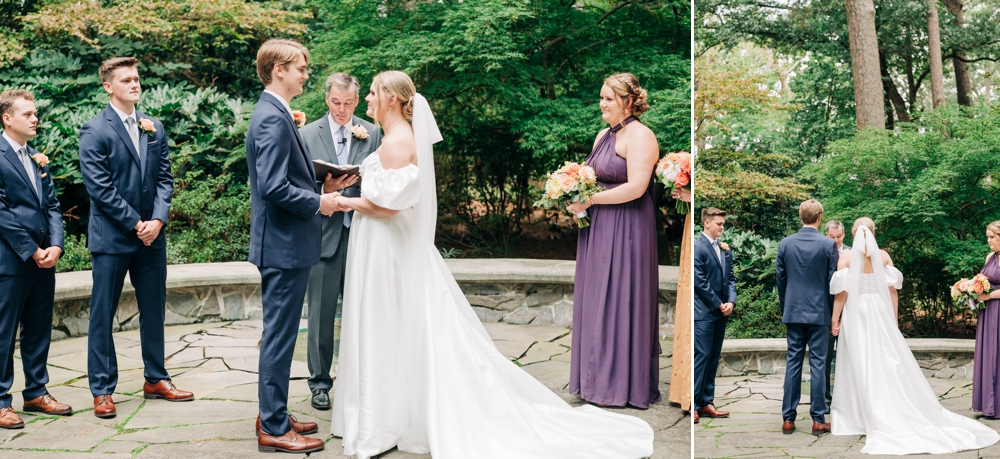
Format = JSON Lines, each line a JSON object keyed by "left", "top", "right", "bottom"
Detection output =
{"left": 299, "top": 73, "right": 380, "bottom": 410}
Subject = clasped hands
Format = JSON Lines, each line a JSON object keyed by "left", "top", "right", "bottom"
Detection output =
{"left": 31, "top": 246, "right": 62, "bottom": 269}
{"left": 319, "top": 172, "right": 358, "bottom": 216}
{"left": 719, "top": 302, "right": 734, "bottom": 316}
{"left": 133, "top": 219, "right": 164, "bottom": 246}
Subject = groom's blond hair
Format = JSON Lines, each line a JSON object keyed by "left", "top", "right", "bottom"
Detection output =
{"left": 256, "top": 39, "right": 309, "bottom": 86}
{"left": 799, "top": 199, "right": 823, "bottom": 225}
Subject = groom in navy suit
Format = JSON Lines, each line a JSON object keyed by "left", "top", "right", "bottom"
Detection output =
{"left": 79, "top": 58, "right": 193, "bottom": 419}
{"left": 693, "top": 207, "right": 736, "bottom": 424}
{"left": 776, "top": 199, "right": 839, "bottom": 435}
{"left": 246, "top": 39, "right": 339, "bottom": 454}
{"left": 0, "top": 90, "right": 73, "bottom": 428}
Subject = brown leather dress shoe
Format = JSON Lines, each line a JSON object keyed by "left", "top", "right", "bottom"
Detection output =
{"left": 143, "top": 380, "right": 194, "bottom": 401}
{"left": 94, "top": 395, "right": 116, "bottom": 418}
{"left": 693, "top": 410, "right": 699, "bottom": 424}
{"left": 697, "top": 404, "right": 730, "bottom": 418}
{"left": 23, "top": 394, "right": 72, "bottom": 415}
{"left": 257, "top": 429, "right": 325, "bottom": 453}
{"left": 255, "top": 414, "right": 319, "bottom": 436}
{"left": 812, "top": 421, "right": 831, "bottom": 436}
{"left": 0, "top": 406, "right": 24, "bottom": 429}
{"left": 782, "top": 420, "right": 795, "bottom": 435}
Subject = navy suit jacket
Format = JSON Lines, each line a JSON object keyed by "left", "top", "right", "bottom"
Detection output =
{"left": 776, "top": 227, "right": 839, "bottom": 325}
{"left": 694, "top": 233, "right": 737, "bottom": 322}
{"left": 0, "top": 140, "right": 63, "bottom": 275}
{"left": 79, "top": 105, "right": 172, "bottom": 254}
{"left": 246, "top": 92, "right": 321, "bottom": 270}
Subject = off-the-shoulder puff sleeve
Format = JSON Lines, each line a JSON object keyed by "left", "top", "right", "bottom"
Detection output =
{"left": 886, "top": 266, "right": 903, "bottom": 290}
{"left": 360, "top": 160, "right": 420, "bottom": 211}
{"left": 830, "top": 269, "right": 849, "bottom": 294}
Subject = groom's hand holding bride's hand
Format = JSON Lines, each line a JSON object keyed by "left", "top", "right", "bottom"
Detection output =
{"left": 320, "top": 192, "right": 343, "bottom": 216}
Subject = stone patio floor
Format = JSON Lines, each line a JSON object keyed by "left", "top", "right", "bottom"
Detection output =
{"left": 4, "top": 320, "right": 689, "bottom": 458}
{"left": 696, "top": 374, "right": 1000, "bottom": 458}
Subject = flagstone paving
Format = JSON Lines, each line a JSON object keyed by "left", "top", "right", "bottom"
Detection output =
{"left": 696, "top": 374, "right": 1000, "bottom": 458}
{"left": 4, "top": 320, "right": 689, "bottom": 458}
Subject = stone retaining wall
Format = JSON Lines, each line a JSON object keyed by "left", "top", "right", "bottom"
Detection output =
{"left": 50, "top": 260, "right": 678, "bottom": 340}
{"left": 718, "top": 338, "right": 975, "bottom": 380}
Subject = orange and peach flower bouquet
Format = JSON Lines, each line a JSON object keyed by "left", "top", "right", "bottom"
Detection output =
{"left": 533, "top": 161, "right": 605, "bottom": 228}
{"left": 656, "top": 151, "right": 691, "bottom": 214}
{"left": 952, "top": 274, "right": 992, "bottom": 310}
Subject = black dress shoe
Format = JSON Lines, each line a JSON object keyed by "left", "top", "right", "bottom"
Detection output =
{"left": 311, "top": 389, "right": 330, "bottom": 410}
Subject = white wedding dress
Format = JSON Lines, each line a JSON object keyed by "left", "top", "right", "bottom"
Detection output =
{"left": 331, "top": 95, "right": 654, "bottom": 459}
{"left": 830, "top": 227, "right": 1000, "bottom": 455}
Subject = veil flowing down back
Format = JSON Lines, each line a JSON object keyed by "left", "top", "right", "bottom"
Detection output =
{"left": 334, "top": 92, "right": 655, "bottom": 459}
{"left": 830, "top": 226, "right": 1000, "bottom": 455}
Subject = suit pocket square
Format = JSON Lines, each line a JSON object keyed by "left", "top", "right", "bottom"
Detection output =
{"left": 148, "top": 140, "right": 159, "bottom": 145}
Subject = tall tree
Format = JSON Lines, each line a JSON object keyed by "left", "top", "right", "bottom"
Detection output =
{"left": 845, "top": 0, "right": 886, "bottom": 129}
{"left": 941, "top": 0, "right": 972, "bottom": 106}
{"left": 926, "top": 0, "right": 946, "bottom": 108}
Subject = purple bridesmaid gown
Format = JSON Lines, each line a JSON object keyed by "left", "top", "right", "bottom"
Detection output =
{"left": 974, "top": 252, "right": 1000, "bottom": 416}
{"left": 570, "top": 117, "right": 661, "bottom": 409}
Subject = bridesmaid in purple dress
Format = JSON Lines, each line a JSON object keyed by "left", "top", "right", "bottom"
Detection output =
{"left": 566, "top": 73, "right": 660, "bottom": 409}
{"left": 974, "top": 221, "right": 1000, "bottom": 417}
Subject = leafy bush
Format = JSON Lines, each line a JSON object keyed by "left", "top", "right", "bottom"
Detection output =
{"left": 718, "top": 228, "right": 785, "bottom": 338}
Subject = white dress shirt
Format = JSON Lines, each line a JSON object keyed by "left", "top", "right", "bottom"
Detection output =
{"left": 703, "top": 232, "right": 723, "bottom": 265}
{"left": 328, "top": 114, "right": 353, "bottom": 165}
{"left": 2, "top": 131, "right": 38, "bottom": 192}
{"left": 108, "top": 102, "right": 137, "bottom": 127}
{"left": 263, "top": 90, "right": 292, "bottom": 114}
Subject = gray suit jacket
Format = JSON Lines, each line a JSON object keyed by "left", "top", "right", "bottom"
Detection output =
{"left": 300, "top": 113, "right": 381, "bottom": 258}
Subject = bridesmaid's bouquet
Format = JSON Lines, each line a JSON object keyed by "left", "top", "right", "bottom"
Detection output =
{"left": 534, "top": 161, "right": 604, "bottom": 228}
{"left": 951, "top": 274, "right": 992, "bottom": 310}
{"left": 656, "top": 151, "right": 692, "bottom": 214}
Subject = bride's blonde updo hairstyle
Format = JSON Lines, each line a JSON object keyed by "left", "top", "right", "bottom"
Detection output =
{"left": 852, "top": 217, "right": 875, "bottom": 236}
{"left": 371, "top": 70, "right": 416, "bottom": 124}
{"left": 604, "top": 73, "right": 650, "bottom": 117}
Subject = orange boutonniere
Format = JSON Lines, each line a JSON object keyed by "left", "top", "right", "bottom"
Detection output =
{"left": 32, "top": 153, "right": 49, "bottom": 178}
{"left": 351, "top": 124, "right": 369, "bottom": 139}
{"left": 292, "top": 110, "right": 307, "bottom": 128}
{"left": 138, "top": 118, "right": 156, "bottom": 135}
{"left": 719, "top": 242, "right": 730, "bottom": 251}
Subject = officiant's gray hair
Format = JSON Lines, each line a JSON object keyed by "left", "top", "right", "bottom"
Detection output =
{"left": 326, "top": 73, "right": 360, "bottom": 96}
{"left": 825, "top": 221, "right": 845, "bottom": 233}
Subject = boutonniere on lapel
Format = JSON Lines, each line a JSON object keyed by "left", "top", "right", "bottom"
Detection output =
{"left": 31, "top": 153, "right": 49, "bottom": 178}
{"left": 139, "top": 118, "right": 156, "bottom": 135}
{"left": 719, "top": 242, "right": 730, "bottom": 251}
{"left": 291, "top": 110, "right": 306, "bottom": 128}
{"left": 351, "top": 124, "right": 368, "bottom": 139}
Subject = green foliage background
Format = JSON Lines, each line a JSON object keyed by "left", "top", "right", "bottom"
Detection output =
{"left": 0, "top": 0, "right": 691, "bottom": 271}
{"left": 695, "top": 1, "right": 1000, "bottom": 338}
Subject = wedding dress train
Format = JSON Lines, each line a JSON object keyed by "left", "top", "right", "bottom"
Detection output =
{"left": 831, "top": 228, "right": 999, "bottom": 455}
{"left": 331, "top": 95, "right": 654, "bottom": 459}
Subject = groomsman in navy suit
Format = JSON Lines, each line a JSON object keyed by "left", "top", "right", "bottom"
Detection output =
{"left": 693, "top": 207, "right": 736, "bottom": 424}
{"left": 776, "top": 199, "right": 839, "bottom": 435}
{"left": 79, "top": 57, "right": 193, "bottom": 419}
{"left": 0, "top": 90, "right": 72, "bottom": 429}
{"left": 246, "top": 39, "right": 340, "bottom": 454}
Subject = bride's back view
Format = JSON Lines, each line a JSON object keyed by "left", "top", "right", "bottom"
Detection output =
{"left": 331, "top": 71, "right": 654, "bottom": 459}
{"left": 830, "top": 218, "right": 999, "bottom": 455}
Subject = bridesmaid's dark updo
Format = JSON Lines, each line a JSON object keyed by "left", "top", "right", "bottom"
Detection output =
{"left": 603, "top": 73, "right": 649, "bottom": 117}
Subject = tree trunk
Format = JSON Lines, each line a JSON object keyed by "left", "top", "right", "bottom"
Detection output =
{"left": 926, "top": 0, "right": 946, "bottom": 108}
{"left": 942, "top": 0, "right": 972, "bottom": 106}
{"left": 845, "top": 0, "right": 886, "bottom": 129}
{"left": 880, "top": 48, "right": 911, "bottom": 122}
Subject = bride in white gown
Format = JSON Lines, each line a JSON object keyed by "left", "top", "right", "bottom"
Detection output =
{"left": 329, "top": 71, "right": 654, "bottom": 459}
{"left": 830, "top": 218, "right": 999, "bottom": 455}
